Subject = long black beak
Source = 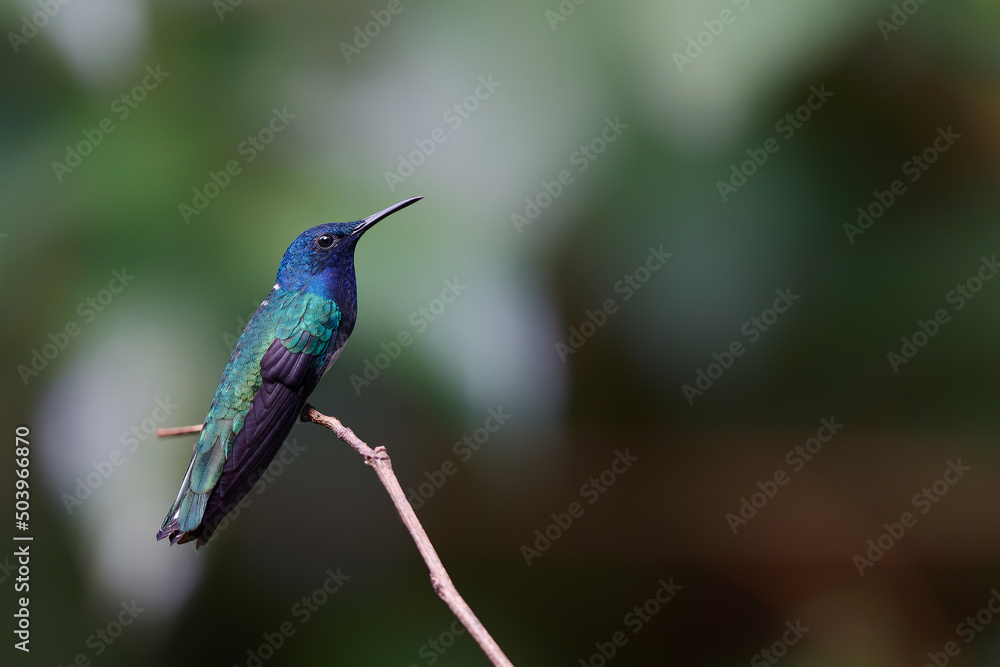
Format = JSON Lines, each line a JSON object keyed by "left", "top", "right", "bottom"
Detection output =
{"left": 351, "top": 196, "right": 423, "bottom": 237}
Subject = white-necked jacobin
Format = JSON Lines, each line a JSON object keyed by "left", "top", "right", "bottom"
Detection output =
{"left": 157, "top": 196, "right": 423, "bottom": 547}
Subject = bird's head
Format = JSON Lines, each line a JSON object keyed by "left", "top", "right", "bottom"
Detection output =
{"left": 274, "top": 196, "right": 422, "bottom": 293}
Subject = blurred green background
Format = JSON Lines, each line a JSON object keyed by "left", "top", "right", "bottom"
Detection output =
{"left": 3, "top": 0, "right": 1000, "bottom": 665}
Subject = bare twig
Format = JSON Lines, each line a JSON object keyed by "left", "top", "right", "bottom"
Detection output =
{"left": 157, "top": 405, "right": 514, "bottom": 667}
{"left": 156, "top": 424, "right": 204, "bottom": 437}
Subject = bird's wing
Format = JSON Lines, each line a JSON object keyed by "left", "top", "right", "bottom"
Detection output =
{"left": 157, "top": 292, "right": 340, "bottom": 545}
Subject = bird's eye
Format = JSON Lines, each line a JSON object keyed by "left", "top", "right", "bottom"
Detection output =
{"left": 315, "top": 234, "right": 334, "bottom": 249}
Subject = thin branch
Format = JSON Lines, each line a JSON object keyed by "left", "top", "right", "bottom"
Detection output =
{"left": 157, "top": 405, "right": 515, "bottom": 667}
{"left": 156, "top": 424, "right": 204, "bottom": 437}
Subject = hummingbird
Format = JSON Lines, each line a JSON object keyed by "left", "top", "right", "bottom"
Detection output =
{"left": 157, "top": 196, "right": 423, "bottom": 547}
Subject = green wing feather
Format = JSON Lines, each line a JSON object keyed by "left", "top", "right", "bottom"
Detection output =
{"left": 159, "top": 291, "right": 340, "bottom": 538}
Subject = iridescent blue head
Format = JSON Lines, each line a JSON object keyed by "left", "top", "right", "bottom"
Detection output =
{"left": 274, "top": 196, "right": 422, "bottom": 297}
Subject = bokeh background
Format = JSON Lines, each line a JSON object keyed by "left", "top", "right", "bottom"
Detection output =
{"left": 3, "top": 0, "right": 1000, "bottom": 665}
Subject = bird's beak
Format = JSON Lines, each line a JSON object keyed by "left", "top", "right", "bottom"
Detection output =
{"left": 351, "top": 196, "right": 423, "bottom": 237}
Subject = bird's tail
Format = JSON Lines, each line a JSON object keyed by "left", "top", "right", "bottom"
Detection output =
{"left": 157, "top": 419, "right": 229, "bottom": 545}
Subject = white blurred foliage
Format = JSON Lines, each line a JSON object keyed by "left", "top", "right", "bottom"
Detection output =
{"left": 422, "top": 260, "right": 567, "bottom": 427}
{"left": 31, "top": 0, "right": 150, "bottom": 90}
{"left": 36, "top": 312, "right": 203, "bottom": 615}
{"left": 283, "top": 21, "right": 588, "bottom": 426}
{"left": 615, "top": 0, "right": 872, "bottom": 150}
